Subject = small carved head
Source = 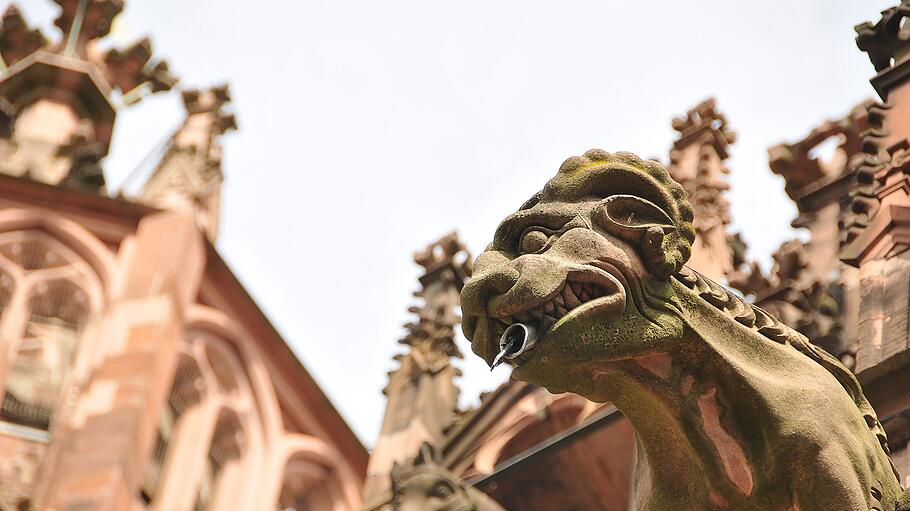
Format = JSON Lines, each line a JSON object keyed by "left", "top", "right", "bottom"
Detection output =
{"left": 460, "top": 150, "right": 695, "bottom": 397}
{"left": 391, "top": 443, "right": 477, "bottom": 511}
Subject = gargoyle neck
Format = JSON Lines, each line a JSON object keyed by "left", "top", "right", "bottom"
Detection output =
{"left": 590, "top": 284, "right": 883, "bottom": 509}
{"left": 589, "top": 279, "right": 814, "bottom": 508}
{"left": 592, "top": 331, "right": 763, "bottom": 508}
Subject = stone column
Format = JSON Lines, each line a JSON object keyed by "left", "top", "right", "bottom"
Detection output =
{"left": 33, "top": 212, "right": 204, "bottom": 510}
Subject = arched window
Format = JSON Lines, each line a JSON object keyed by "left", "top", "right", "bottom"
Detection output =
{"left": 194, "top": 408, "right": 245, "bottom": 510}
{"left": 0, "top": 231, "right": 100, "bottom": 432}
{"left": 141, "top": 354, "right": 206, "bottom": 504}
{"left": 142, "top": 326, "right": 264, "bottom": 511}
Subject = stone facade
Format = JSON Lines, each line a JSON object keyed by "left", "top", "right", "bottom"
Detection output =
{"left": 0, "top": 2, "right": 366, "bottom": 510}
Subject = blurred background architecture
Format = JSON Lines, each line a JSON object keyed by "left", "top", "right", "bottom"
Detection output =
{"left": 3, "top": 1, "right": 910, "bottom": 511}
{"left": 0, "top": 1, "right": 366, "bottom": 510}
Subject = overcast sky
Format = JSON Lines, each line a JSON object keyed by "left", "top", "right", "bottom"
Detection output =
{"left": 13, "top": 0, "right": 895, "bottom": 447}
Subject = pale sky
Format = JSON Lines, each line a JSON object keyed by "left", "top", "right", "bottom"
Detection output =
{"left": 13, "top": 0, "right": 895, "bottom": 447}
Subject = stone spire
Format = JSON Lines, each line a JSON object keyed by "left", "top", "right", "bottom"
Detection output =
{"left": 666, "top": 98, "right": 737, "bottom": 281}
{"left": 138, "top": 86, "right": 236, "bottom": 242}
{"left": 362, "top": 232, "right": 472, "bottom": 505}
{"left": 723, "top": 104, "right": 873, "bottom": 368}
{"left": 0, "top": 0, "right": 177, "bottom": 191}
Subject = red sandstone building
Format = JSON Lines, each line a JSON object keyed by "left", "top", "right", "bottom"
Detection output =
{"left": 0, "top": 2, "right": 367, "bottom": 510}
{"left": 9, "top": 1, "right": 910, "bottom": 511}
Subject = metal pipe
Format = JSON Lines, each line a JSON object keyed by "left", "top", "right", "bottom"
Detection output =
{"left": 490, "top": 322, "right": 539, "bottom": 370}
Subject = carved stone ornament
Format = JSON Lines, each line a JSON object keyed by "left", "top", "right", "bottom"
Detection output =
{"left": 856, "top": 2, "right": 910, "bottom": 73}
{"left": 728, "top": 238, "right": 852, "bottom": 365}
{"left": 390, "top": 442, "right": 504, "bottom": 511}
{"left": 460, "top": 149, "right": 908, "bottom": 510}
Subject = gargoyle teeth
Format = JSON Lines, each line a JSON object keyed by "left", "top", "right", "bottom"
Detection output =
{"left": 552, "top": 291, "right": 565, "bottom": 308}
{"left": 562, "top": 284, "right": 582, "bottom": 308}
{"left": 543, "top": 301, "right": 556, "bottom": 316}
{"left": 577, "top": 285, "right": 591, "bottom": 301}
{"left": 495, "top": 280, "right": 616, "bottom": 339}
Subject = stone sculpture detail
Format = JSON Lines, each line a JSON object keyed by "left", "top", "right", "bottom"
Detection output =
{"left": 666, "top": 98, "right": 735, "bottom": 282}
{"left": 460, "top": 149, "right": 907, "bottom": 510}
{"left": 363, "top": 233, "right": 472, "bottom": 506}
{"left": 390, "top": 443, "right": 504, "bottom": 511}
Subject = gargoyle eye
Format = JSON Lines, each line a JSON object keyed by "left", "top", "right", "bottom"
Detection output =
{"left": 430, "top": 481, "right": 455, "bottom": 499}
{"left": 519, "top": 229, "right": 550, "bottom": 254}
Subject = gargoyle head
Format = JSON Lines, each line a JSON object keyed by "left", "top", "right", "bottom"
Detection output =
{"left": 460, "top": 150, "right": 695, "bottom": 397}
{"left": 390, "top": 443, "right": 480, "bottom": 511}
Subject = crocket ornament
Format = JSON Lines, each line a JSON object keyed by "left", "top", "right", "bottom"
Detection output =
{"left": 460, "top": 150, "right": 910, "bottom": 511}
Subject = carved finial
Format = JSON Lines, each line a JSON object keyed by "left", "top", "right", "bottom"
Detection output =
{"left": 671, "top": 98, "right": 736, "bottom": 151}
{"left": 855, "top": 2, "right": 910, "bottom": 99}
{"left": 2, "top": 0, "right": 176, "bottom": 100}
{"left": 0, "top": 0, "right": 179, "bottom": 192}
{"left": 103, "top": 37, "right": 177, "bottom": 97}
{"left": 413, "top": 231, "right": 470, "bottom": 273}
{"left": 0, "top": 6, "right": 47, "bottom": 68}
{"left": 181, "top": 85, "right": 237, "bottom": 134}
{"left": 667, "top": 99, "right": 735, "bottom": 280}
{"left": 856, "top": 2, "right": 910, "bottom": 73}
{"left": 138, "top": 85, "right": 237, "bottom": 241}
{"left": 769, "top": 100, "right": 872, "bottom": 202}
{"left": 53, "top": 0, "right": 123, "bottom": 57}
{"left": 398, "top": 233, "right": 472, "bottom": 374}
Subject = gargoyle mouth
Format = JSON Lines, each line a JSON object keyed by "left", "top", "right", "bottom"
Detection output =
{"left": 488, "top": 265, "right": 626, "bottom": 367}
{"left": 495, "top": 278, "right": 619, "bottom": 332}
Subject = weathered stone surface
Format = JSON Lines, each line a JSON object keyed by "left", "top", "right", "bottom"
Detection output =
{"left": 363, "top": 233, "right": 471, "bottom": 506}
{"left": 390, "top": 442, "right": 504, "bottom": 511}
{"left": 461, "top": 149, "right": 907, "bottom": 510}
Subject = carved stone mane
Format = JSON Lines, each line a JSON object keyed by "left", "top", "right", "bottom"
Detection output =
{"left": 673, "top": 265, "right": 893, "bottom": 461}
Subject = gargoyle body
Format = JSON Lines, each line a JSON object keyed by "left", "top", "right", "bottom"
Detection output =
{"left": 460, "top": 150, "right": 908, "bottom": 510}
{"left": 390, "top": 443, "right": 505, "bottom": 511}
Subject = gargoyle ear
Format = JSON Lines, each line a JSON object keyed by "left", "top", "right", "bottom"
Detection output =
{"left": 415, "top": 441, "right": 439, "bottom": 466}
{"left": 592, "top": 194, "right": 682, "bottom": 277}
{"left": 592, "top": 194, "right": 676, "bottom": 242}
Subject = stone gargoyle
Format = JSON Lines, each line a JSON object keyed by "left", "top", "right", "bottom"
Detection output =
{"left": 460, "top": 149, "right": 909, "bottom": 510}
{"left": 390, "top": 442, "right": 505, "bottom": 511}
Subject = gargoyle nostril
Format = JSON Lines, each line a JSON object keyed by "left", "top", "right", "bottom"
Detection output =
{"left": 486, "top": 268, "right": 520, "bottom": 293}
{"left": 462, "top": 315, "right": 479, "bottom": 340}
